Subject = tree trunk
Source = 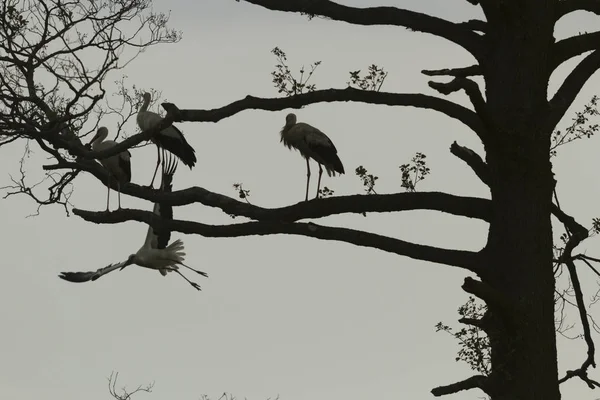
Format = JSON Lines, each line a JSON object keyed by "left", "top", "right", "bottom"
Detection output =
{"left": 479, "top": 2, "right": 560, "bottom": 399}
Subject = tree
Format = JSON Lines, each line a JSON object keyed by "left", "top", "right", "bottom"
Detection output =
{"left": 2, "top": 1, "right": 600, "bottom": 400}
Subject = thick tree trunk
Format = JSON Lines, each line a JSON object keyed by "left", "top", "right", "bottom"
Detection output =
{"left": 479, "top": 2, "right": 560, "bottom": 399}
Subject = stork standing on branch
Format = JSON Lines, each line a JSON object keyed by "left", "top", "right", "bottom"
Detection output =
{"left": 89, "top": 126, "right": 131, "bottom": 211}
{"left": 59, "top": 152, "right": 208, "bottom": 291}
{"left": 137, "top": 92, "right": 197, "bottom": 187}
{"left": 280, "top": 113, "right": 345, "bottom": 201}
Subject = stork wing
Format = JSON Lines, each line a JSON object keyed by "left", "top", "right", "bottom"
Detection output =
{"left": 305, "top": 127, "right": 337, "bottom": 153}
{"left": 58, "top": 259, "right": 132, "bottom": 283}
{"left": 142, "top": 149, "right": 178, "bottom": 249}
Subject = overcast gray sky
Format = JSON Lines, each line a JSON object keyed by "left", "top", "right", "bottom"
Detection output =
{"left": 1, "top": 1, "right": 600, "bottom": 399}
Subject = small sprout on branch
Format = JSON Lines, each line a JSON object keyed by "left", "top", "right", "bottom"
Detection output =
{"left": 355, "top": 165, "right": 378, "bottom": 195}
{"left": 550, "top": 96, "right": 599, "bottom": 157}
{"left": 232, "top": 183, "right": 251, "bottom": 204}
{"left": 318, "top": 186, "right": 335, "bottom": 198}
{"left": 347, "top": 64, "right": 388, "bottom": 92}
{"left": 435, "top": 297, "right": 491, "bottom": 375}
{"left": 355, "top": 165, "right": 378, "bottom": 217}
{"left": 271, "top": 47, "right": 321, "bottom": 96}
{"left": 399, "top": 152, "right": 430, "bottom": 192}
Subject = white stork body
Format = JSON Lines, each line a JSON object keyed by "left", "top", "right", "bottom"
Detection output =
{"left": 137, "top": 92, "right": 197, "bottom": 187}
{"left": 59, "top": 153, "right": 208, "bottom": 291}
{"left": 280, "top": 113, "right": 345, "bottom": 201}
{"left": 89, "top": 127, "right": 131, "bottom": 211}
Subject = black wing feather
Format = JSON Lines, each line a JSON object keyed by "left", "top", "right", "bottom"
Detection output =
{"left": 155, "top": 128, "right": 197, "bottom": 168}
{"left": 58, "top": 260, "right": 130, "bottom": 283}
{"left": 305, "top": 137, "right": 345, "bottom": 174}
{"left": 156, "top": 150, "right": 177, "bottom": 249}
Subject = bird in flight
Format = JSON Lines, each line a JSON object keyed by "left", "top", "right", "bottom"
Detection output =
{"left": 59, "top": 151, "right": 208, "bottom": 291}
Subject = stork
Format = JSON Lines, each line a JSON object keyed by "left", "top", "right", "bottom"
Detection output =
{"left": 280, "top": 113, "right": 345, "bottom": 201}
{"left": 89, "top": 126, "right": 131, "bottom": 211}
{"left": 59, "top": 153, "right": 208, "bottom": 291}
{"left": 137, "top": 92, "right": 197, "bottom": 187}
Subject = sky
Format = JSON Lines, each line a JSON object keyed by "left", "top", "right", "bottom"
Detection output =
{"left": 1, "top": 1, "right": 600, "bottom": 399}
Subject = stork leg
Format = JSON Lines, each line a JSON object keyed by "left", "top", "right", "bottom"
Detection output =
{"left": 117, "top": 182, "right": 122, "bottom": 209}
{"left": 148, "top": 145, "right": 161, "bottom": 188}
{"left": 305, "top": 158, "right": 311, "bottom": 202}
{"left": 178, "top": 262, "right": 209, "bottom": 277}
{"left": 172, "top": 269, "right": 202, "bottom": 291}
{"left": 106, "top": 175, "right": 111, "bottom": 212}
{"left": 315, "top": 163, "right": 324, "bottom": 199}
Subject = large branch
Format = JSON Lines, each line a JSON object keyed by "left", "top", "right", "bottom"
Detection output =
{"left": 45, "top": 158, "right": 492, "bottom": 221}
{"left": 551, "top": 31, "right": 600, "bottom": 70}
{"left": 556, "top": 0, "right": 600, "bottom": 20}
{"left": 238, "top": 0, "right": 482, "bottom": 57}
{"left": 161, "top": 87, "right": 486, "bottom": 139}
{"left": 548, "top": 50, "right": 600, "bottom": 131}
{"left": 72, "top": 208, "right": 484, "bottom": 272}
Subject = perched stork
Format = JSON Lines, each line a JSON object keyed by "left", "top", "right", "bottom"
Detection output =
{"left": 89, "top": 126, "right": 131, "bottom": 211}
{"left": 280, "top": 113, "right": 345, "bottom": 201}
{"left": 137, "top": 92, "right": 197, "bottom": 187}
{"left": 59, "top": 153, "right": 208, "bottom": 291}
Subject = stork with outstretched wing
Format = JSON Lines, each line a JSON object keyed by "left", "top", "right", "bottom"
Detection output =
{"left": 59, "top": 151, "right": 207, "bottom": 291}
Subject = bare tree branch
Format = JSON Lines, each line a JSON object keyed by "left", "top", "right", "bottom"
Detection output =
{"left": 449, "top": 141, "right": 490, "bottom": 185}
{"left": 548, "top": 50, "right": 600, "bottom": 133}
{"left": 556, "top": 0, "right": 600, "bottom": 20}
{"left": 552, "top": 32, "right": 600, "bottom": 71}
{"left": 422, "top": 65, "right": 482, "bottom": 78}
{"left": 555, "top": 202, "right": 599, "bottom": 389}
{"left": 462, "top": 277, "right": 513, "bottom": 313}
{"left": 431, "top": 374, "right": 488, "bottom": 397}
{"left": 45, "top": 154, "right": 492, "bottom": 221}
{"left": 108, "top": 372, "right": 154, "bottom": 400}
{"left": 427, "top": 77, "right": 489, "bottom": 128}
{"left": 237, "top": 0, "right": 482, "bottom": 57}
{"left": 72, "top": 208, "right": 484, "bottom": 272}
{"left": 160, "top": 87, "right": 486, "bottom": 139}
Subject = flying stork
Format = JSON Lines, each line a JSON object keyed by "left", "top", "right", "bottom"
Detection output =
{"left": 89, "top": 126, "right": 131, "bottom": 211}
{"left": 59, "top": 152, "right": 208, "bottom": 291}
{"left": 280, "top": 113, "right": 345, "bottom": 201}
{"left": 137, "top": 92, "right": 197, "bottom": 187}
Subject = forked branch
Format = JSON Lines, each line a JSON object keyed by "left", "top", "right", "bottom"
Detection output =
{"left": 556, "top": 205, "right": 598, "bottom": 389}
{"left": 45, "top": 157, "right": 492, "bottom": 222}
{"left": 72, "top": 208, "right": 484, "bottom": 272}
{"left": 160, "top": 87, "right": 486, "bottom": 139}
{"left": 237, "top": 0, "right": 483, "bottom": 57}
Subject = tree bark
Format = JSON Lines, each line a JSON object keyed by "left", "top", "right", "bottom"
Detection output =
{"left": 481, "top": 2, "right": 560, "bottom": 399}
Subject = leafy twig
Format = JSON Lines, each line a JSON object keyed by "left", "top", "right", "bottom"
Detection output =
{"left": 271, "top": 47, "right": 321, "bottom": 96}
{"left": 400, "top": 152, "right": 431, "bottom": 192}
{"left": 347, "top": 64, "right": 388, "bottom": 92}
